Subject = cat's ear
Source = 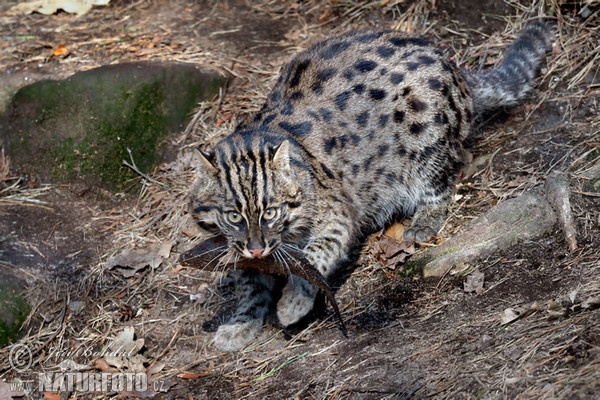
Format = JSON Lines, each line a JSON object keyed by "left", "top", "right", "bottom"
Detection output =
{"left": 192, "top": 148, "right": 217, "bottom": 175}
{"left": 272, "top": 140, "right": 291, "bottom": 173}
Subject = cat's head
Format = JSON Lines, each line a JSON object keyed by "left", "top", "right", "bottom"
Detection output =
{"left": 190, "top": 138, "right": 313, "bottom": 259}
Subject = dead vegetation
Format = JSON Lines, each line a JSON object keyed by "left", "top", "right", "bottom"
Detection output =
{"left": 0, "top": 0, "right": 599, "bottom": 399}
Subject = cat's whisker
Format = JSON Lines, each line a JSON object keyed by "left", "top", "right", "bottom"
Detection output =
{"left": 274, "top": 250, "right": 292, "bottom": 276}
{"left": 205, "top": 247, "right": 230, "bottom": 269}
{"left": 189, "top": 245, "right": 228, "bottom": 260}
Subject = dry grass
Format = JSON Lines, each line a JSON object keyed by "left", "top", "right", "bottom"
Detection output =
{"left": 0, "top": 0, "right": 599, "bottom": 398}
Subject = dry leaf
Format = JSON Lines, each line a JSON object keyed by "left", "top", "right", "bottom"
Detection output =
{"left": 108, "top": 248, "right": 163, "bottom": 278}
{"left": 101, "top": 327, "right": 147, "bottom": 372}
{"left": 501, "top": 308, "right": 520, "bottom": 325}
{"left": 158, "top": 241, "right": 174, "bottom": 259}
{"left": 370, "top": 231, "right": 415, "bottom": 269}
{"left": 52, "top": 43, "right": 68, "bottom": 57}
{"left": 582, "top": 296, "right": 600, "bottom": 309}
{"left": 94, "top": 358, "right": 117, "bottom": 373}
{"left": 463, "top": 270, "right": 485, "bottom": 294}
{"left": 44, "top": 393, "right": 61, "bottom": 400}
{"left": 383, "top": 221, "right": 408, "bottom": 241}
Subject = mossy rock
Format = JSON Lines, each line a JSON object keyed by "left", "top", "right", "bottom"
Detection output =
{"left": 0, "top": 269, "right": 31, "bottom": 347}
{"left": 1, "top": 62, "right": 225, "bottom": 190}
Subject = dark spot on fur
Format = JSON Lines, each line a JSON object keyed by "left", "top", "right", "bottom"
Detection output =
{"left": 271, "top": 89, "right": 282, "bottom": 103}
{"left": 355, "top": 111, "right": 370, "bottom": 127}
{"left": 343, "top": 69, "right": 355, "bottom": 81}
{"left": 260, "top": 113, "right": 277, "bottom": 126}
{"left": 397, "top": 145, "right": 407, "bottom": 156}
{"left": 352, "top": 164, "right": 360, "bottom": 176}
{"left": 281, "top": 101, "right": 294, "bottom": 116}
{"left": 378, "top": 114, "right": 389, "bottom": 128}
{"left": 380, "top": 68, "right": 388, "bottom": 75}
{"left": 393, "top": 110, "right": 405, "bottom": 123}
{"left": 289, "top": 59, "right": 310, "bottom": 87}
{"left": 389, "top": 37, "right": 429, "bottom": 47}
{"left": 363, "top": 157, "right": 373, "bottom": 171}
{"left": 409, "top": 122, "right": 427, "bottom": 135}
{"left": 407, "top": 62, "right": 420, "bottom": 71}
{"left": 377, "top": 46, "right": 395, "bottom": 58}
{"left": 290, "top": 91, "right": 304, "bottom": 101}
{"left": 434, "top": 113, "right": 448, "bottom": 124}
{"left": 369, "top": 88, "right": 387, "bottom": 101}
{"left": 320, "top": 162, "right": 335, "bottom": 179}
{"left": 465, "top": 107, "right": 473, "bottom": 122}
{"left": 350, "top": 134, "right": 361, "bottom": 145}
{"left": 312, "top": 82, "right": 324, "bottom": 95}
{"left": 319, "top": 108, "right": 333, "bottom": 122}
{"left": 307, "top": 111, "right": 320, "bottom": 121}
{"left": 409, "top": 97, "right": 428, "bottom": 112}
{"left": 378, "top": 144, "right": 389, "bottom": 157}
{"left": 441, "top": 60, "right": 453, "bottom": 72}
{"left": 335, "top": 91, "right": 351, "bottom": 111}
{"left": 324, "top": 137, "right": 337, "bottom": 154}
{"left": 390, "top": 73, "right": 404, "bottom": 84}
{"left": 418, "top": 55, "right": 436, "bottom": 65}
{"left": 353, "top": 84, "right": 366, "bottom": 95}
{"left": 441, "top": 83, "right": 450, "bottom": 97}
{"left": 279, "top": 121, "right": 313, "bottom": 136}
{"left": 355, "top": 32, "right": 383, "bottom": 43}
{"left": 317, "top": 68, "right": 337, "bottom": 82}
{"left": 428, "top": 78, "right": 442, "bottom": 91}
{"left": 322, "top": 41, "right": 352, "bottom": 60}
{"left": 354, "top": 59, "right": 378, "bottom": 73}
{"left": 402, "top": 87, "right": 412, "bottom": 96}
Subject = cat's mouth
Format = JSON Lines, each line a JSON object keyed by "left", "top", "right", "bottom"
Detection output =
{"left": 241, "top": 243, "right": 275, "bottom": 259}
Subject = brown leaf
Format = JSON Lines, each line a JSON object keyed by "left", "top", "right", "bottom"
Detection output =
{"left": 52, "top": 43, "right": 68, "bottom": 57}
{"left": 463, "top": 270, "right": 485, "bottom": 294}
{"left": 94, "top": 358, "right": 117, "bottom": 373}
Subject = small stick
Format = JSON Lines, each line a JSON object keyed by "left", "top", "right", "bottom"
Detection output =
{"left": 545, "top": 170, "right": 578, "bottom": 252}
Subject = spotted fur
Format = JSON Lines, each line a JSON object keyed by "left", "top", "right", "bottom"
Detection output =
{"left": 189, "top": 22, "right": 552, "bottom": 351}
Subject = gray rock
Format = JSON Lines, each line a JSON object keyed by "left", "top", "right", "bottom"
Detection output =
{"left": 1, "top": 62, "right": 225, "bottom": 190}
{"left": 409, "top": 191, "right": 558, "bottom": 278}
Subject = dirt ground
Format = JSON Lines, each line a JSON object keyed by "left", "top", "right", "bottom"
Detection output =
{"left": 1, "top": 0, "right": 599, "bottom": 399}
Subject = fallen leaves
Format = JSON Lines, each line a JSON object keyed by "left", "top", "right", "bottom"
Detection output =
{"left": 369, "top": 222, "right": 415, "bottom": 269}
{"left": 463, "top": 270, "right": 485, "bottom": 294}
{"left": 108, "top": 243, "right": 171, "bottom": 278}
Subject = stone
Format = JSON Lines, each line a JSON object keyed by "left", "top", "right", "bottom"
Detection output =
{"left": 0, "top": 61, "right": 225, "bottom": 190}
{"left": 409, "top": 191, "right": 558, "bottom": 278}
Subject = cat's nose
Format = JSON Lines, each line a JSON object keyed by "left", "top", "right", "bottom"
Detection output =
{"left": 249, "top": 248, "right": 265, "bottom": 258}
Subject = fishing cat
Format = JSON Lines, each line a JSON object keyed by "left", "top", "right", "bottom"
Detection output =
{"left": 189, "top": 21, "right": 552, "bottom": 351}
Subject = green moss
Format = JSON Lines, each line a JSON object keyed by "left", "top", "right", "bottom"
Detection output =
{"left": 5, "top": 62, "right": 225, "bottom": 191}
{"left": 0, "top": 286, "right": 31, "bottom": 347}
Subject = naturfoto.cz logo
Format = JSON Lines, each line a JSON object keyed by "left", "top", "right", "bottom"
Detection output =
{"left": 38, "top": 372, "right": 148, "bottom": 393}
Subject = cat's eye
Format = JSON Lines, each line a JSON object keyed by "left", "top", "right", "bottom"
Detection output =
{"left": 226, "top": 211, "right": 243, "bottom": 224}
{"left": 263, "top": 208, "right": 277, "bottom": 221}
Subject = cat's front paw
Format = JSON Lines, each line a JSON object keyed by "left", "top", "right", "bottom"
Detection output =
{"left": 404, "top": 225, "right": 437, "bottom": 243}
{"left": 214, "top": 319, "right": 263, "bottom": 352}
{"left": 277, "top": 278, "right": 318, "bottom": 326}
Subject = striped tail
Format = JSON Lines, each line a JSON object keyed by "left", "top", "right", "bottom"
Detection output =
{"left": 463, "top": 20, "right": 553, "bottom": 114}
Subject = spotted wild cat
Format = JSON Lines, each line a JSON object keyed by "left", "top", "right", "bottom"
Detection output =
{"left": 189, "top": 21, "right": 552, "bottom": 351}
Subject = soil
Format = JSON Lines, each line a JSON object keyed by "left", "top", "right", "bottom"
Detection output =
{"left": 0, "top": 1, "right": 599, "bottom": 399}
